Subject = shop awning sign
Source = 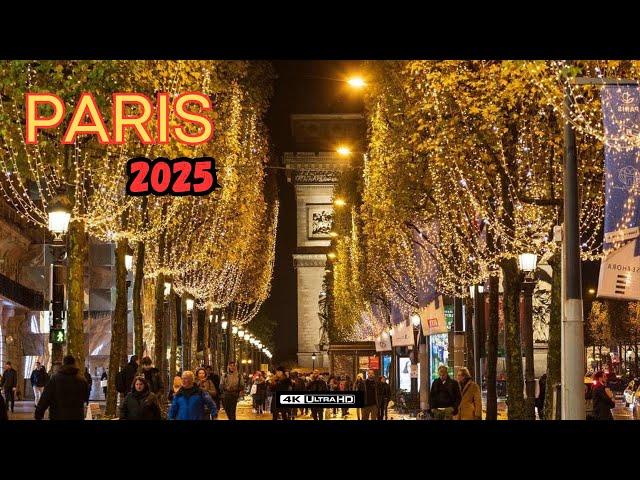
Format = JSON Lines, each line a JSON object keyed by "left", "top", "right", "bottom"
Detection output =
{"left": 597, "top": 239, "right": 640, "bottom": 301}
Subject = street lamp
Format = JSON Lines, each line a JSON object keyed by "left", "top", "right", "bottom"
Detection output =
{"left": 312, "top": 352, "right": 317, "bottom": 370}
{"left": 410, "top": 313, "right": 421, "bottom": 397}
{"left": 519, "top": 252, "right": 538, "bottom": 419}
{"left": 232, "top": 326, "right": 238, "bottom": 336}
{"left": 164, "top": 282, "right": 172, "bottom": 297}
{"left": 327, "top": 252, "right": 337, "bottom": 260}
{"left": 336, "top": 146, "right": 352, "bottom": 157}
{"left": 347, "top": 76, "right": 366, "bottom": 88}
{"left": 333, "top": 198, "right": 346, "bottom": 207}
{"left": 47, "top": 193, "right": 71, "bottom": 366}
{"left": 221, "top": 319, "right": 228, "bottom": 330}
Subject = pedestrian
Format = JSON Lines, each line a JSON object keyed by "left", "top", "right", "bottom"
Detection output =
{"left": 84, "top": 367, "right": 93, "bottom": 405}
{"left": 168, "top": 371, "right": 217, "bottom": 420}
{"left": 339, "top": 375, "right": 350, "bottom": 418}
{"left": 140, "top": 356, "right": 163, "bottom": 394}
{"left": 210, "top": 369, "right": 221, "bottom": 413}
{"left": 271, "top": 366, "right": 292, "bottom": 420}
{"left": 265, "top": 372, "right": 274, "bottom": 413}
{"left": 1, "top": 362, "right": 18, "bottom": 413}
{"left": 168, "top": 372, "right": 182, "bottom": 403}
{"left": 429, "top": 365, "right": 461, "bottom": 420}
{"left": 195, "top": 367, "right": 218, "bottom": 419}
{"left": 328, "top": 375, "right": 339, "bottom": 417}
{"left": 124, "top": 355, "right": 139, "bottom": 393}
{"left": 306, "top": 369, "right": 328, "bottom": 420}
{"left": 119, "top": 376, "right": 162, "bottom": 420}
{"left": 100, "top": 369, "right": 108, "bottom": 399}
{"left": 30, "top": 361, "right": 48, "bottom": 405}
{"left": 35, "top": 355, "right": 88, "bottom": 420}
{"left": 253, "top": 372, "right": 267, "bottom": 415}
{"left": 536, "top": 373, "right": 547, "bottom": 420}
{"left": 220, "top": 361, "right": 244, "bottom": 420}
{"left": 456, "top": 367, "right": 482, "bottom": 420}
{"left": 376, "top": 376, "right": 391, "bottom": 420}
{"left": 290, "top": 371, "right": 305, "bottom": 418}
{"left": 361, "top": 369, "right": 379, "bottom": 420}
{"left": 353, "top": 373, "right": 364, "bottom": 420}
{"left": 0, "top": 390, "right": 7, "bottom": 421}
{"left": 592, "top": 371, "right": 615, "bottom": 420}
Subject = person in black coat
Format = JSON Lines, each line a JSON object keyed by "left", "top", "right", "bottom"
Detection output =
{"left": 0, "top": 391, "right": 7, "bottom": 421}
{"left": 271, "top": 367, "right": 292, "bottom": 420}
{"left": 84, "top": 367, "right": 93, "bottom": 405}
{"left": 376, "top": 376, "right": 391, "bottom": 420}
{"left": 35, "top": 355, "right": 88, "bottom": 420}
{"left": 124, "top": 356, "right": 139, "bottom": 394}
{"left": 592, "top": 371, "right": 615, "bottom": 420}
{"left": 306, "top": 370, "right": 328, "bottom": 420}
{"left": 1, "top": 362, "right": 18, "bottom": 413}
{"left": 119, "top": 376, "right": 162, "bottom": 420}
{"left": 429, "top": 365, "right": 462, "bottom": 420}
{"left": 536, "top": 373, "right": 547, "bottom": 420}
{"left": 140, "top": 357, "right": 163, "bottom": 394}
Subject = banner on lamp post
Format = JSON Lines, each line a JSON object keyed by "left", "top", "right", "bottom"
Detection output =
{"left": 419, "top": 295, "right": 448, "bottom": 336}
{"left": 597, "top": 86, "right": 640, "bottom": 300}
{"left": 391, "top": 304, "right": 414, "bottom": 347}
{"left": 375, "top": 331, "right": 392, "bottom": 352}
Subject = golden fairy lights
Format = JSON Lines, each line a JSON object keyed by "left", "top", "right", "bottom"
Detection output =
{"left": 0, "top": 60, "right": 277, "bottom": 327}
{"left": 328, "top": 60, "right": 618, "bottom": 341}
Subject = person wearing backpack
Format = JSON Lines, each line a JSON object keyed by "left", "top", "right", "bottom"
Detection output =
{"left": 168, "top": 371, "right": 217, "bottom": 420}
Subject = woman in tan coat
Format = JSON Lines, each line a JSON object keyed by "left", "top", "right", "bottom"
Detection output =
{"left": 456, "top": 367, "right": 482, "bottom": 420}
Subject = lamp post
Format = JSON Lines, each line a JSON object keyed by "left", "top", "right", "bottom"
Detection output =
{"left": 47, "top": 194, "right": 72, "bottom": 367}
{"left": 410, "top": 313, "right": 421, "bottom": 398}
{"left": 221, "top": 315, "right": 229, "bottom": 368}
{"left": 186, "top": 298, "right": 194, "bottom": 369}
{"left": 469, "top": 285, "right": 485, "bottom": 386}
{"left": 519, "top": 252, "right": 538, "bottom": 420}
{"left": 312, "top": 352, "right": 317, "bottom": 370}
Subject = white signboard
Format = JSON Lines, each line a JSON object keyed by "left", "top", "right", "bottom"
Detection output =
{"left": 597, "top": 239, "right": 640, "bottom": 301}
{"left": 375, "top": 331, "right": 392, "bottom": 352}
{"left": 391, "top": 319, "right": 414, "bottom": 347}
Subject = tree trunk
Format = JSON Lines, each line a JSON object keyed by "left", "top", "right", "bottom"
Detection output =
{"left": 154, "top": 272, "right": 165, "bottom": 380}
{"left": 486, "top": 274, "right": 499, "bottom": 420}
{"left": 181, "top": 296, "right": 190, "bottom": 370}
{"left": 192, "top": 308, "right": 199, "bottom": 370}
{"left": 66, "top": 219, "right": 87, "bottom": 369}
{"left": 203, "top": 306, "right": 211, "bottom": 366}
{"left": 544, "top": 252, "right": 561, "bottom": 419}
{"left": 169, "top": 290, "right": 177, "bottom": 380}
{"left": 464, "top": 297, "right": 475, "bottom": 380}
{"left": 501, "top": 258, "right": 526, "bottom": 420}
{"left": 105, "top": 238, "right": 128, "bottom": 417}
{"left": 133, "top": 240, "right": 144, "bottom": 360}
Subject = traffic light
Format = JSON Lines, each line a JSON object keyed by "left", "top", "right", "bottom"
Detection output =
{"left": 50, "top": 328, "right": 65, "bottom": 344}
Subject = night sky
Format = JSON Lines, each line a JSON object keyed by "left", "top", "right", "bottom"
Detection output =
{"left": 261, "top": 60, "right": 601, "bottom": 364}
{"left": 262, "top": 61, "right": 364, "bottom": 363}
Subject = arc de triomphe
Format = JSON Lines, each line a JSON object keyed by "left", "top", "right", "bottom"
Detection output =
{"left": 283, "top": 114, "right": 364, "bottom": 369}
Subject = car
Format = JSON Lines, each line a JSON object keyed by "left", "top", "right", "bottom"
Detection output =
{"left": 624, "top": 378, "right": 640, "bottom": 407}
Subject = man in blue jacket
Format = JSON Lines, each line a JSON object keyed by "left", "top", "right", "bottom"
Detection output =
{"left": 169, "top": 370, "right": 217, "bottom": 420}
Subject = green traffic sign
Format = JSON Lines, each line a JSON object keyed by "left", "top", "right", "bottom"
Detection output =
{"left": 50, "top": 328, "right": 65, "bottom": 344}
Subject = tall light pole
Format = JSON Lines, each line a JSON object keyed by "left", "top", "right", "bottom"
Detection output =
{"left": 558, "top": 76, "right": 637, "bottom": 419}
{"left": 186, "top": 298, "right": 194, "bottom": 369}
{"left": 221, "top": 316, "right": 229, "bottom": 370}
{"left": 47, "top": 194, "right": 71, "bottom": 369}
{"left": 470, "top": 285, "right": 485, "bottom": 386}
{"left": 410, "top": 313, "right": 421, "bottom": 398}
{"left": 519, "top": 252, "right": 538, "bottom": 420}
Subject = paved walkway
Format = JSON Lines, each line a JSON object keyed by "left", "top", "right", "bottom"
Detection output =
{"left": 8, "top": 395, "right": 508, "bottom": 420}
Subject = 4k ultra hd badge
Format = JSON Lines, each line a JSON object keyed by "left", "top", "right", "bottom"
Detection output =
{"left": 275, "top": 392, "right": 364, "bottom": 408}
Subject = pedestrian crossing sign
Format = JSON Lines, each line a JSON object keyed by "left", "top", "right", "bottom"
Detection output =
{"left": 49, "top": 328, "right": 65, "bottom": 344}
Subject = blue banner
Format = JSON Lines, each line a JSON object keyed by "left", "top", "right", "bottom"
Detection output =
{"left": 600, "top": 86, "right": 640, "bottom": 253}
